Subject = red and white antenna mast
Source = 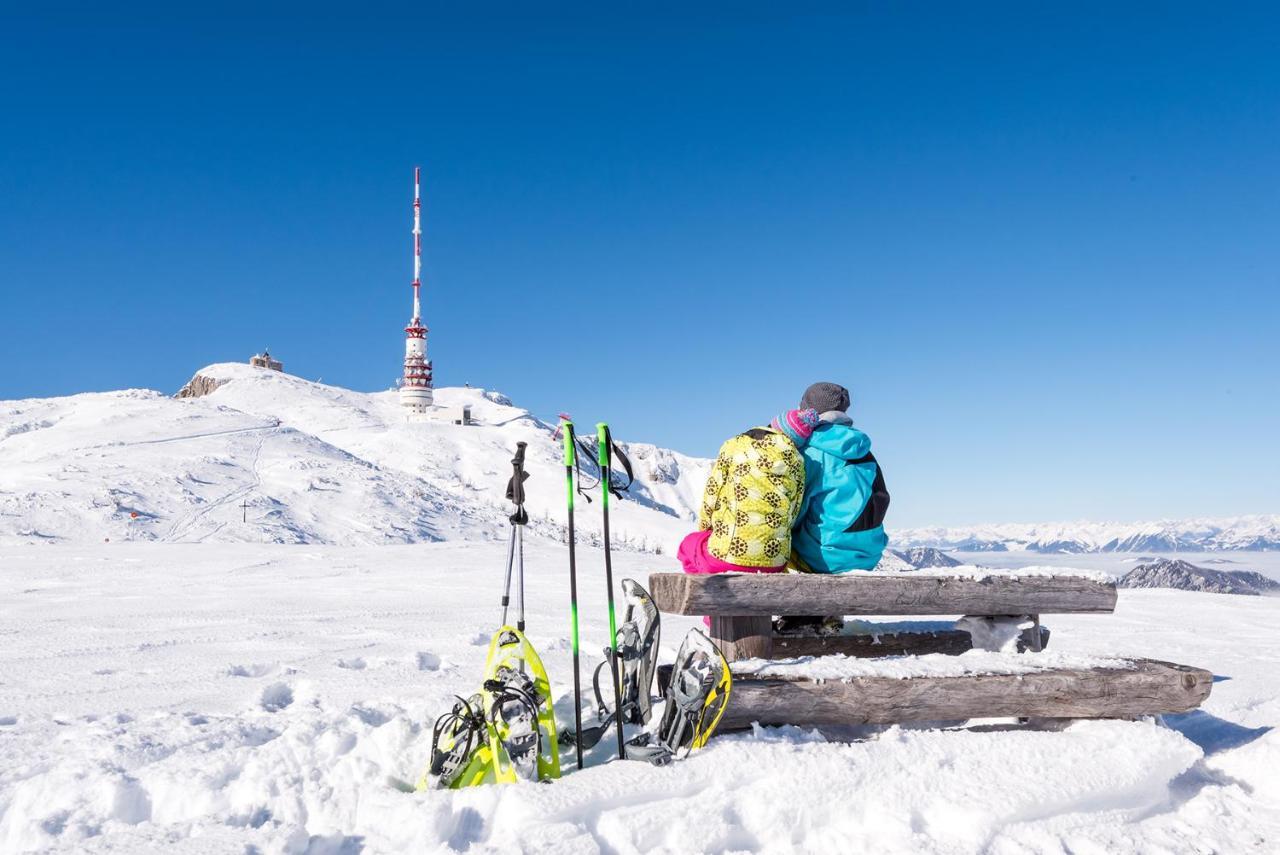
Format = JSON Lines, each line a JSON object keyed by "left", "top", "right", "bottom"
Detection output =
{"left": 400, "top": 166, "right": 433, "bottom": 414}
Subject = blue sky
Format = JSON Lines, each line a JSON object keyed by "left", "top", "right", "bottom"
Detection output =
{"left": 2, "top": 3, "right": 1278, "bottom": 527}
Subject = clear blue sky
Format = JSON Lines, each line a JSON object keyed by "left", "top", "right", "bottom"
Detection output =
{"left": 2, "top": 3, "right": 1278, "bottom": 527}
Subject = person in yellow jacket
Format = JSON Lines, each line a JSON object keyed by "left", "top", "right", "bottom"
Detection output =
{"left": 678, "top": 408, "right": 820, "bottom": 574}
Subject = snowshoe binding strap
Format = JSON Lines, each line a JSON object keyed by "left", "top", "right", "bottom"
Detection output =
{"left": 487, "top": 667, "right": 544, "bottom": 782}
{"left": 428, "top": 694, "right": 487, "bottom": 788}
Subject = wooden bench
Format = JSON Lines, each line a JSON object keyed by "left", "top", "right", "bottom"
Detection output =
{"left": 649, "top": 571, "right": 1212, "bottom": 728}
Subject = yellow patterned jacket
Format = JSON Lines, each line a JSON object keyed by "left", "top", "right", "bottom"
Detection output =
{"left": 698, "top": 427, "right": 807, "bottom": 567}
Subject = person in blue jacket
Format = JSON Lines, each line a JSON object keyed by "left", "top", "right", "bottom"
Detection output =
{"left": 790, "top": 381, "right": 890, "bottom": 574}
{"left": 779, "top": 382, "right": 890, "bottom": 634}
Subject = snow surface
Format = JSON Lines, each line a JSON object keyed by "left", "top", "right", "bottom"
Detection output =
{"left": 2, "top": 542, "right": 1278, "bottom": 854}
{"left": 3, "top": 371, "right": 1279, "bottom": 852}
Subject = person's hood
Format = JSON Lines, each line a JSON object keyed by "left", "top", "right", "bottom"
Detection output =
{"left": 807, "top": 421, "right": 871, "bottom": 461}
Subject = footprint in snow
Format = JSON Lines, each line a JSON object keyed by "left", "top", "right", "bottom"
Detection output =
{"left": 468, "top": 632, "right": 489, "bottom": 646}
{"left": 416, "top": 652, "right": 443, "bottom": 671}
{"left": 227, "top": 663, "right": 274, "bottom": 678}
{"left": 260, "top": 683, "right": 294, "bottom": 712}
{"left": 350, "top": 704, "right": 392, "bottom": 727}
{"left": 336, "top": 657, "right": 366, "bottom": 671}
{"left": 0, "top": 716, "right": 17, "bottom": 727}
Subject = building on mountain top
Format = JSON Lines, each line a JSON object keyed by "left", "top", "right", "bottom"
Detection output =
{"left": 249, "top": 350, "right": 283, "bottom": 372}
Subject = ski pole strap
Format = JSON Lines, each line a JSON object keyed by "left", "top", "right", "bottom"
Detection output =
{"left": 572, "top": 435, "right": 598, "bottom": 503}
{"left": 597, "top": 424, "right": 635, "bottom": 499}
{"left": 609, "top": 441, "right": 634, "bottom": 498}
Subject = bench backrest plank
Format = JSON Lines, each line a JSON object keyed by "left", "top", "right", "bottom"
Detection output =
{"left": 649, "top": 572, "right": 1117, "bottom": 617}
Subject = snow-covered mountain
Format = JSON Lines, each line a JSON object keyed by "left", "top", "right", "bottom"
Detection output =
{"left": 1119, "top": 558, "right": 1280, "bottom": 596}
{"left": 889, "top": 546, "right": 962, "bottom": 568}
{"left": 0, "top": 363, "right": 710, "bottom": 551}
{"left": 894, "top": 515, "right": 1280, "bottom": 554}
{"left": 5, "top": 366, "right": 1276, "bottom": 556}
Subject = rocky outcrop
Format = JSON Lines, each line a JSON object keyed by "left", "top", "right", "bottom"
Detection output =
{"left": 175, "top": 374, "right": 228, "bottom": 399}
{"left": 1119, "top": 558, "right": 1280, "bottom": 596}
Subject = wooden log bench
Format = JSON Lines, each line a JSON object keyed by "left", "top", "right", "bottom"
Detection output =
{"left": 648, "top": 571, "right": 1213, "bottom": 727}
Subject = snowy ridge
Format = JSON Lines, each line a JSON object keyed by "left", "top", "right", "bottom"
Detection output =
{"left": 893, "top": 514, "right": 1280, "bottom": 553}
{"left": 0, "top": 364, "right": 710, "bottom": 550}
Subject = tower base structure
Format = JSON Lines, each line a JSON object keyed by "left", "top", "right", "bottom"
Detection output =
{"left": 400, "top": 385, "right": 434, "bottom": 415}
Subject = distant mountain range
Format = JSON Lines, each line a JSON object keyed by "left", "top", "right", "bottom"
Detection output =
{"left": 1119, "top": 558, "right": 1280, "bottom": 596}
{"left": 892, "top": 516, "right": 1280, "bottom": 554}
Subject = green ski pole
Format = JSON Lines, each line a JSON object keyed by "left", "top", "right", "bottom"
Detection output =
{"left": 597, "top": 423, "right": 628, "bottom": 759}
{"left": 562, "top": 421, "right": 585, "bottom": 769}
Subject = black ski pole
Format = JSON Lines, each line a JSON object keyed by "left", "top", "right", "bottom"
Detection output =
{"left": 597, "top": 423, "right": 628, "bottom": 759}
{"left": 502, "top": 442, "right": 529, "bottom": 632}
{"left": 562, "top": 422, "right": 584, "bottom": 769}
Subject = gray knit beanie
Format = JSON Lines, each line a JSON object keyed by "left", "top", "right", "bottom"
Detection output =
{"left": 800, "top": 382, "right": 850, "bottom": 415}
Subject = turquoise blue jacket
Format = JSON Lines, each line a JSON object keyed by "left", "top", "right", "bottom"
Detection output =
{"left": 791, "top": 421, "right": 890, "bottom": 573}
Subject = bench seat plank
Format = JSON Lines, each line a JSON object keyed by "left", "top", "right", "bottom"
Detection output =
{"left": 649, "top": 571, "right": 1117, "bottom": 617}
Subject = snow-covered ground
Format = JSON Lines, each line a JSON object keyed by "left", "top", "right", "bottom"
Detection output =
{"left": 2, "top": 542, "right": 1277, "bottom": 854}
{"left": 0, "top": 364, "right": 708, "bottom": 554}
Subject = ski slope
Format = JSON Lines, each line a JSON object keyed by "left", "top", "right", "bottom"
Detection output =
{"left": 1, "top": 542, "right": 1277, "bottom": 853}
{"left": 0, "top": 364, "right": 709, "bottom": 553}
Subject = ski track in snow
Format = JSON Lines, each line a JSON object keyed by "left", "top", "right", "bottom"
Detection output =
{"left": 1, "top": 542, "right": 1278, "bottom": 854}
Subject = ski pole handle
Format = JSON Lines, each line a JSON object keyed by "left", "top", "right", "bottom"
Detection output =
{"left": 510, "top": 441, "right": 528, "bottom": 505}
{"left": 597, "top": 423, "right": 610, "bottom": 509}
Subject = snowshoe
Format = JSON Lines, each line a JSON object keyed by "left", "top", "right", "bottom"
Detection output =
{"left": 626, "top": 628, "right": 731, "bottom": 766}
{"left": 420, "top": 693, "right": 493, "bottom": 790}
{"left": 565, "top": 579, "right": 661, "bottom": 752}
{"left": 482, "top": 626, "right": 561, "bottom": 783}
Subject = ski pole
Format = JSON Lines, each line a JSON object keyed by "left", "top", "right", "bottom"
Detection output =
{"left": 598, "top": 423, "right": 627, "bottom": 760}
{"left": 505, "top": 442, "right": 528, "bottom": 632}
{"left": 562, "top": 422, "right": 585, "bottom": 769}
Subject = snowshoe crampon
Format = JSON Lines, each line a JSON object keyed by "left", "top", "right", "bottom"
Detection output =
{"left": 483, "top": 627, "right": 561, "bottom": 783}
{"left": 627, "top": 628, "right": 731, "bottom": 766}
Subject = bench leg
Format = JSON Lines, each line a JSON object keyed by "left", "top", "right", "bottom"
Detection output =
{"left": 1020, "top": 614, "right": 1045, "bottom": 653}
{"left": 709, "top": 615, "right": 773, "bottom": 662}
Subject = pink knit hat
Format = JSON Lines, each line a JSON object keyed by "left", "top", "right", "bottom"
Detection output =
{"left": 771, "top": 408, "right": 820, "bottom": 447}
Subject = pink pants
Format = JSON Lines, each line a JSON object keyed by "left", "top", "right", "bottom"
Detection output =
{"left": 677, "top": 530, "right": 786, "bottom": 626}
